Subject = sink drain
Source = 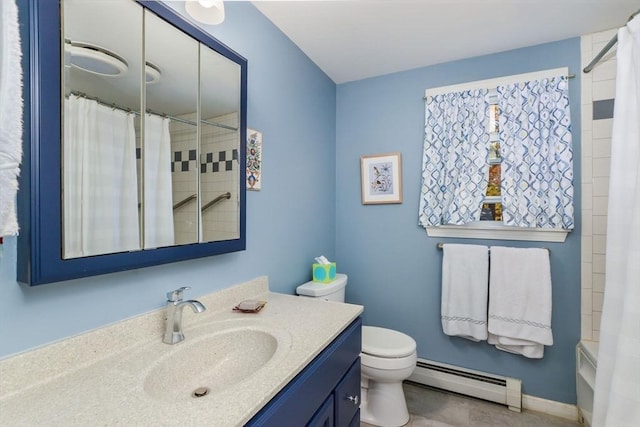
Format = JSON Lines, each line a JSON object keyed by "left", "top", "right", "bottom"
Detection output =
{"left": 192, "top": 387, "right": 210, "bottom": 398}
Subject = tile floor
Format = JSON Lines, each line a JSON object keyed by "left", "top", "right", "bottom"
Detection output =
{"left": 361, "top": 382, "right": 581, "bottom": 427}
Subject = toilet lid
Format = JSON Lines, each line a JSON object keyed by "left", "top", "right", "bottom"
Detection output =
{"left": 362, "top": 326, "right": 416, "bottom": 358}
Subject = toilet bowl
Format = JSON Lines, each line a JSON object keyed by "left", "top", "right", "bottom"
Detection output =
{"left": 360, "top": 326, "right": 417, "bottom": 427}
{"left": 296, "top": 274, "right": 417, "bottom": 427}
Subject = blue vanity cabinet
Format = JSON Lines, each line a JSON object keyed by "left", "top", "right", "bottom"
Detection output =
{"left": 247, "top": 317, "right": 362, "bottom": 427}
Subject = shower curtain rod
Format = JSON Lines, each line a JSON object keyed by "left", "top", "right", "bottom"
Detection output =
{"left": 68, "top": 92, "right": 238, "bottom": 132}
{"left": 583, "top": 8, "right": 640, "bottom": 74}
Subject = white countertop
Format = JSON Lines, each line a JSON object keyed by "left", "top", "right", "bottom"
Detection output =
{"left": 0, "top": 277, "right": 363, "bottom": 426}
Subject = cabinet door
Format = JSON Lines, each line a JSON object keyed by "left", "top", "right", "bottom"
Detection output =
{"left": 307, "top": 395, "right": 334, "bottom": 427}
{"left": 334, "top": 358, "right": 361, "bottom": 426}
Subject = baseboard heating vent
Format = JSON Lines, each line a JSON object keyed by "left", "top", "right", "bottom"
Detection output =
{"left": 408, "top": 358, "right": 522, "bottom": 412}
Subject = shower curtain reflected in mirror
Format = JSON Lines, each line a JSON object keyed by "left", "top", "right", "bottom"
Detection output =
{"left": 63, "top": 95, "right": 140, "bottom": 258}
{"left": 144, "top": 114, "right": 175, "bottom": 249}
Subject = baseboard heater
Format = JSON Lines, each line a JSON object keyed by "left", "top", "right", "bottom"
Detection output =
{"left": 408, "top": 358, "right": 522, "bottom": 412}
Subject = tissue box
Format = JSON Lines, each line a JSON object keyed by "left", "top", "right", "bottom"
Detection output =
{"left": 312, "top": 263, "right": 336, "bottom": 283}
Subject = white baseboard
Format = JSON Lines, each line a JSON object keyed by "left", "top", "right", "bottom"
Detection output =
{"left": 522, "top": 394, "right": 579, "bottom": 421}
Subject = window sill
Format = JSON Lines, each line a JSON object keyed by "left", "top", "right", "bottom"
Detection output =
{"left": 425, "top": 223, "right": 569, "bottom": 242}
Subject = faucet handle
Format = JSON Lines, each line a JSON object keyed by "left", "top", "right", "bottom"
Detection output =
{"left": 167, "top": 286, "right": 190, "bottom": 302}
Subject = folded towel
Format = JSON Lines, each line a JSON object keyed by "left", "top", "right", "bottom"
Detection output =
{"left": 0, "top": 0, "right": 23, "bottom": 237}
{"left": 488, "top": 246, "right": 553, "bottom": 358}
{"left": 441, "top": 243, "right": 489, "bottom": 341}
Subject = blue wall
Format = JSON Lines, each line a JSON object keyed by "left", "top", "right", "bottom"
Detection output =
{"left": 1, "top": 0, "right": 582, "bottom": 405}
{"left": 0, "top": 2, "right": 335, "bottom": 357}
{"left": 335, "top": 39, "right": 582, "bottom": 404}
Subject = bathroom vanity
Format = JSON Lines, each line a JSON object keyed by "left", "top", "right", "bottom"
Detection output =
{"left": 247, "top": 316, "right": 361, "bottom": 426}
{"left": 0, "top": 278, "right": 363, "bottom": 426}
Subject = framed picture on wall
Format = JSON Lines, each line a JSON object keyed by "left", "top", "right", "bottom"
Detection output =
{"left": 360, "top": 152, "right": 403, "bottom": 205}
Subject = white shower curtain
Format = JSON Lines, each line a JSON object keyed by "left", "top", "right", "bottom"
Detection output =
{"left": 143, "top": 113, "right": 174, "bottom": 248}
{"left": 0, "top": 0, "right": 23, "bottom": 237}
{"left": 64, "top": 95, "right": 140, "bottom": 257}
{"left": 592, "top": 15, "right": 640, "bottom": 427}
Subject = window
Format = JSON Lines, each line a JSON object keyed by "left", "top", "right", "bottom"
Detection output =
{"left": 419, "top": 68, "right": 573, "bottom": 242}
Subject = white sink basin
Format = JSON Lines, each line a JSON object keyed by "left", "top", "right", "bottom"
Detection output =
{"left": 142, "top": 321, "right": 291, "bottom": 402}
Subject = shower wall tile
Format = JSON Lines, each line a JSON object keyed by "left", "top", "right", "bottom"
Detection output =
{"left": 592, "top": 196, "right": 608, "bottom": 216}
{"left": 592, "top": 177, "right": 609, "bottom": 197}
{"left": 593, "top": 59, "right": 617, "bottom": 81}
{"left": 592, "top": 119, "right": 613, "bottom": 139}
{"left": 592, "top": 79, "right": 616, "bottom": 100}
{"left": 581, "top": 29, "right": 615, "bottom": 342}
{"left": 582, "top": 315, "right": 593, "bottom": 341}
{"left": 592, "top": 215, "right": 607, "bottom": 235}
{"left": 592, "top": 138, "right": 611, "bottom": 159}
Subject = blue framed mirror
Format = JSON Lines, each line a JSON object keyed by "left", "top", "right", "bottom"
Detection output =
{"left": 17, "top": 0, "right": 247, "bottom": 285}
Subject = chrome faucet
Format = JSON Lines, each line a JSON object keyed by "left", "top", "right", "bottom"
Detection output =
{"left": 163, "top": 286, "right": 206, "bottom": 344}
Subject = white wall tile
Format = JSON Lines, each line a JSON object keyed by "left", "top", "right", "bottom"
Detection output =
{"left": 593, "top": 59, "right": 617, "bottom": 81}
{"left": 593, "top": 157, "right": 611, "bottom": 177}
{"left": 581, "top": 130, "right": 593, "bottom": 158}
{"left": 582, "top": 235, "right": 593, "bottom": 260}
{"left": 593, "top": 310, "right": 602, "bottom": 332}
{"left": 593, "top": 176, "right": 610, "bottom": 197}
{"left": 593, "top": 196, "right": 609, "bottom": 215}
{"left": 582, "top": 291, "right": 593, "bottom": 314}
{"left": 581, "top": 262, "right": 593, "bottom": 290}
{"left": 582, "top": 159, "right": 593, "bottom": 184}
{"left": 593, "top": 234, "right": 607, "bottom": 255}
{"left": 593, "top": 29, "right": 617, "bottom": 44}
{"left": 593, "top": 215, "right": 608, "bottom": 235}
{"left": 592, "top": 138, "right": 612, "bottom": 159}
{"left": 581, "top": 74, "right": 593, "bottom": 104}
{"left": 593, "top": 119, "right": 613, "bottom": 139}
{"left": 593, "top": 254, "right": 606, "bottom": 274}
{"left": 582, "top": 210, "right": 593, "bottom": 236}
{"left": 583, "top": 185, "right": 593, "bottom": 209}
{"left": 593, "top": 79, "right": 617, "bottom": 100}
{"left": 581, "top": 104, "right": 593, "bottom": 131}
{"left": 593, "top": 273, "right": 606, "bottom": 293}
{"left": 581, "top": 30, "right": 615, "bottom": 342}
{"left": 582, "top": 315, "right": 593, "bottom": 341}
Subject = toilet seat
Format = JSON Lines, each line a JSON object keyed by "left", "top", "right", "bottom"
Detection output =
{"left": 362, "top": 326, "right": 416, "bottom": 358}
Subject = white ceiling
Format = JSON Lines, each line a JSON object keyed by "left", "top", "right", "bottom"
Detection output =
{"left": 252, "top": 0, "right": 640, "bottom": 84}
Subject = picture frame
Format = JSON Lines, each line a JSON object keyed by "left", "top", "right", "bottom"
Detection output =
{"left": 360, "top": 152, "right": 403, "bottom": 204}
{"left": 246, "top": 129, "right": 262, "bottom": 191}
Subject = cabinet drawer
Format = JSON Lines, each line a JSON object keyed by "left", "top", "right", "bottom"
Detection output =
{"left": 335, "top": 358, "right": 361, "bottom": 426}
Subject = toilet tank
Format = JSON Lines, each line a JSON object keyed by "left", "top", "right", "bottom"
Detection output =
{"left": 296, "top": 273, "right": 348, "bottom": 302}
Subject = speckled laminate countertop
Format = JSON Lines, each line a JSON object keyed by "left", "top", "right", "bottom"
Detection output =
{"left": 0, "top": 277, "right": 363, "bottom": 426}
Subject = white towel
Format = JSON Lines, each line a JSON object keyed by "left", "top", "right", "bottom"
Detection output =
{"left": 441, "top": 243, "right": 489, "bottom": 341}
{"left": 0, "top": 0, "right": 23, "bottom": 237}
{"left": 487, "top": 246, "right": 553, "bottom": 359}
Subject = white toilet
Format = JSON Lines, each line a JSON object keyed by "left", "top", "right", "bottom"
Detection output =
{"left": 296, "top": 274, "right": 417, "bottom": 427}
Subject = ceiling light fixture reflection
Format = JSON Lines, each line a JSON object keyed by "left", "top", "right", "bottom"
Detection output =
{"left": 185, "top": 0, "right": 225, "bottom": 25}
{"left": 65, "top": 41, "right": 128, "bottom": 77}
{"left": 145, "top": 62, "right": 162, "bottom": 85}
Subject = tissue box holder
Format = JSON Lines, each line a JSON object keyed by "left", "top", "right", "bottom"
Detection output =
{"left": 312, "top": 263, "right": 336, "bottom": 283}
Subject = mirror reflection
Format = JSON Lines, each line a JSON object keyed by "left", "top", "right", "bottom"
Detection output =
{"left": 61, "top": 0, "right": 242, "bottom": 259}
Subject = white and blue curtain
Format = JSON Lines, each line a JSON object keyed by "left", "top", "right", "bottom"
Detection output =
{"left": 419, "top": 89, "right": 489, "bottom": 226}
{"left": 419, "top": 74, "right": 573, "bottom": 230}
{"left": 497, "top": 76, "right": 574, "bottom": 229}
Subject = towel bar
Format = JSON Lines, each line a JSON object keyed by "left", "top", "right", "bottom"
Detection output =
{"left": 436, "top": 242, "right": 550, "bottom": 254}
